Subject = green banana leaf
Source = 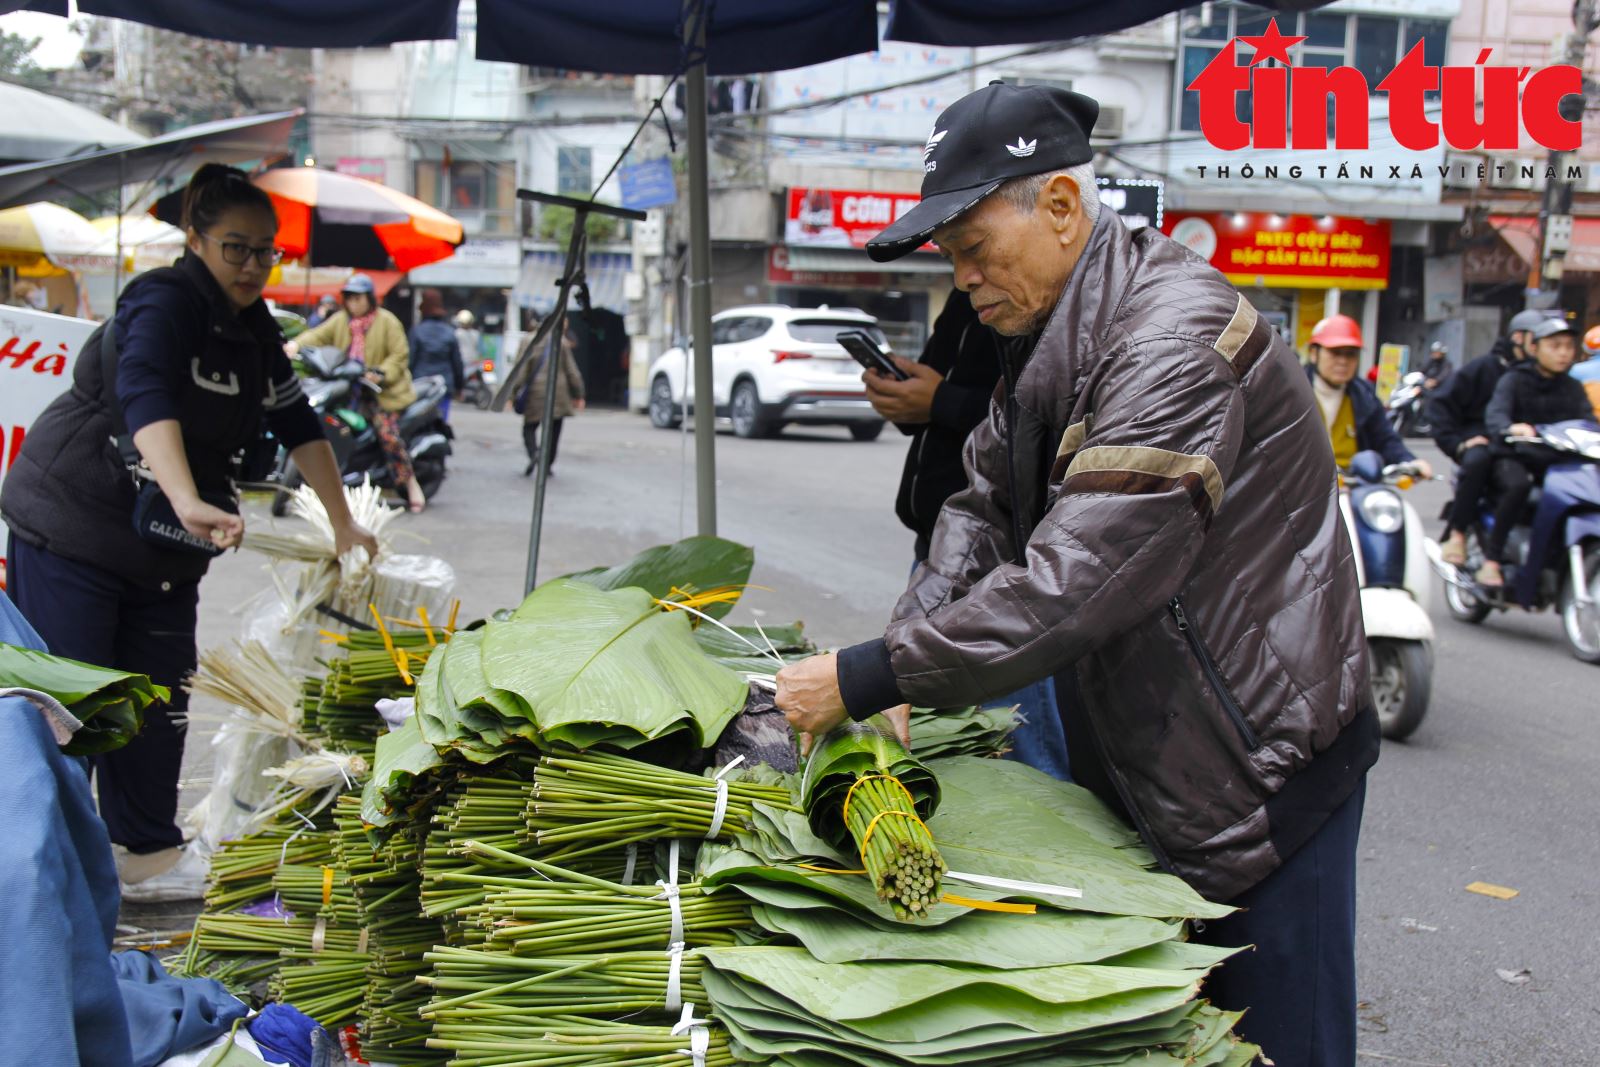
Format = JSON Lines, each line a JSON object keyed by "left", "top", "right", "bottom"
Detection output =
{"left": 907, "top": 705, "right": 1018, "bottom": 760}
{"left": 0, "top": 642, "right": 168, "bottom": 755}
{"left": 801, "top": 720, "right": 940, "bottom": 848}
{"left": 483, "top": 579, "right": 747, "bottom": 750}
{"left": 561, "top": 535, "right": 754, "bottom": 620}
{"left": 748, "top": 900, "right": 1185, "bottom": 969}
{"left": 360, "top": 715, "right": 443, "bottom": 826}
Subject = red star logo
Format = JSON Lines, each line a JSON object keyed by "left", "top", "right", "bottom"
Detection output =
{"left": 1238, "top": 18, "right": 1306, "bottom": 66}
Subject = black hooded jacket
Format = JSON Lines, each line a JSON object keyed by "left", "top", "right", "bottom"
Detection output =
{"left": 892, "top": 291, "right": 1002, "bottom": 558}
{"left": 1485, "top": 361, "right": 1595, "bottom": 442}
{"left": 1426, "top": 337, "right": 1516, "bottom": 458}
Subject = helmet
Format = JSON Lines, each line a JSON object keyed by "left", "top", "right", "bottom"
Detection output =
{"left": 1508, "top": 309, "right": 1556, "bottom": 335}
{"left": 454, "top": 309, "right": 476, "bottom": 328}
{"left": 1429, "top": 341, "right": 1447, "bottom": 353}
{"left": 1309, "top": 314, "right": 1363, "bottom": 350}
{"left": 1530, "top": 315, "right": 1575, "bottom": 342}
{"left": 1585, "top": 325, "right": 1600, "bottom": 356}
{"left": 340, "top": 273, "right": 376, "bottom": 296}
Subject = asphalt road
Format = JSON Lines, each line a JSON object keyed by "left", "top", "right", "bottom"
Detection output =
{"left": 172, "top": 406, "right": 1592, "bottom": 1063}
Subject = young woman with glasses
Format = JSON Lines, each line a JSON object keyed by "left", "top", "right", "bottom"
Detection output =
{"left": 0, "top": 163, "right": 378, "bottom": 902}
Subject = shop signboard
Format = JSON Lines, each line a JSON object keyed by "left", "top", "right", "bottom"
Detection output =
{"left": 1162, "top": 212, "right": 1391, "bottom": 290}
{"left": 1377, "top": 343, "right": 1409, "bottom": 399}
{"left": 335, "top": 157, "right": 386, "bottom": 182}
{"left": 0, "top": 305, "right": 92, "bottom": 562}
{"left": 766, "top": 245, "right": 886, "bottom": 287}
{"left": 784, "top": 187, "right": 927, "bottom": 250}
{"left": 1097, "top": 178, "right": 1164, "bottom": 230}
{"left": 619, "top": 157, "right": 677, "bottom": 211}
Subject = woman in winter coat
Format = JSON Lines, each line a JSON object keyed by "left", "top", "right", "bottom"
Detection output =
{"left": 290, "top": 274, "right": 427, "bottom": 511}
{"left": 519, "top": 323, "right": 585, "bottom": 476}
{"left": 0, "top": 164, "right": 378, "bottom": 901}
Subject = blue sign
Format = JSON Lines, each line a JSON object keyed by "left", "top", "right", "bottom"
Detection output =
{"left": 619, "top": 157, "right": 677, "bottom": 211}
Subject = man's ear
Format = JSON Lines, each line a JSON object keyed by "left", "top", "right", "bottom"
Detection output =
{"left": 1043, "top": 173, "right": 1083, "bottom": 242}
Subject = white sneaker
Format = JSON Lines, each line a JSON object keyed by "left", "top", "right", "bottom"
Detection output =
{"left": 119, "top": 845, "right": 211, "bottom": 903}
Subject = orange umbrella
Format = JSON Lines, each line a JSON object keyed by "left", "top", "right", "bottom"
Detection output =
{"left": 153, "top": 167, "right": 463, "bottom": 272}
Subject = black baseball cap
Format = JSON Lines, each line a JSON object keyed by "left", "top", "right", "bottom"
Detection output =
{"left": 865, "top": 81, "right": 1099, "bottom": 262}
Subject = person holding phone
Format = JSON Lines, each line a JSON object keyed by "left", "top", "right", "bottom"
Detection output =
{"left": 0, "top": 164, "right": 378, "bottom": 902}
{"left": 860, "top": 289, "right": 1072, "bottom": 781}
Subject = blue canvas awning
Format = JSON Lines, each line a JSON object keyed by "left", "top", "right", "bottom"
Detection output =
{"left": 75, "top": 0, "right": 456, "bottom": 47}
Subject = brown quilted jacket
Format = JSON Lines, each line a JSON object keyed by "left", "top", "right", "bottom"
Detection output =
{"left": 837, "top": 210, "right": 1379, "bottom": 902}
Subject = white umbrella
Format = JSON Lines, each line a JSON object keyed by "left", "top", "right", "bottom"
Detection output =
{"left": 0, "top": 201, "right": 115, "bottom": 275}
{"left": 0, "top": 83, "right": 142, "bottom": 164}
{"left": 89, "top": 214, "right": 185, "bottom": 273}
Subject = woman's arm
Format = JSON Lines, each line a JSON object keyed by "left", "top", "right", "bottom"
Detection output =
{"left": 132, "top": 420, "right": 244, "bottom": 547}
{"left": 288, "top": 439, "right": 379, "bottom": 558}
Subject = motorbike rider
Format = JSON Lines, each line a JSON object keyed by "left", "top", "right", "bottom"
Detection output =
{"left": 1304, "top": 314, "right": 1432, "bottom": 477}
{"left": 1578, "top": 326, "right": 1600, "bottom": 420}
{"left": 1476, "top": 316, "right": 1597, "bottom": 588}
{"left": 1419, "top": 341, "right": 1453, "bottom": 392}
{"left": 1427, "top": 309, "right": 1552, "bottom": 566}
{"left": 455, "top": 309, "right": 482, "bottom": 383}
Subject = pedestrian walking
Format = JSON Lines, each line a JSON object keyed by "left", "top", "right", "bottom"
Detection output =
{"left": 517, "top": 324, "right": 586, "bottom": 477}
{"left": 0, "top": 164, "right": 378, "bottom": 901}
{"left": 409, "top": 288, "right": 465, "bottom": 421}
{"left": 774, "top": 82, "right": 1376, "bottom": 1067}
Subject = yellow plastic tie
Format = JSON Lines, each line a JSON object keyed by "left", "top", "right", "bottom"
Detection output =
{"left": 368, "top": 604, "right": 414, "bottom": 685}
{"left": 941, "top": 893, "right": 1036, "bottom": 915}
{"left": 418, "top": 605, "right": 438, "bottom": 647}
{"left": 842, "top": 773, "right": 917, "bottom": 829}
{"left": 321, "top": 865, "right": 334, "bottom": 905}
{"left": 446, "top": 599, "right": 461, "bottom": 633}
{"left": 793, "top": 862, "right": 868, "bottom": 876}
{"left": 858, "top": 808, "right": 925, "bottom": 863}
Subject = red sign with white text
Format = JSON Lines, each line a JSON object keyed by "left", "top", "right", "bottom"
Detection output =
{"left": 1162, "top": 212, "right": 1390, "bottom": 290}
{"left": 784, "top": 187, "right": 929, "bottom": 250}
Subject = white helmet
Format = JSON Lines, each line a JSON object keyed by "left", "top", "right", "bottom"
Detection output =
{"left": 454, "top": 309, "right": 475, "bottom": 328}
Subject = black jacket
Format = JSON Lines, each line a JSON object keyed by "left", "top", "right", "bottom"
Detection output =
{"left": 409, "top": 316, "right": 466, "bottom": 393}
{"left": 893, "top": 291, "right": 1002, "bottom": 558}
{"left": 1305, "top": 367, "right": 1413, "bottom": 467}
{"left": 1485, "top": 361, "right": 1595, "bottom": 443}
{"left": 1426, "top": 338, "right": 1516, "bottom": 458}
{"left": 1, "top": 254, "right": 321, "bottom": 589}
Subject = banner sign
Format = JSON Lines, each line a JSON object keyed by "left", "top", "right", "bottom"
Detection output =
{"left": 619, "top": 157, "right": 677, "bottom": 211}
{"left": 0, "top": 305, "right": 92, "bottom": 565}
{"left": 1162, "top": 212, "right": 1391, "bottom": 290}
{"left": 784, "top": 187, "right": 926, "bottom": 250}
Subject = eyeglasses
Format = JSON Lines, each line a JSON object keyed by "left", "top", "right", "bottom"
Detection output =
{"left": 199, "top": 232, "right": 285, "bottom": 268}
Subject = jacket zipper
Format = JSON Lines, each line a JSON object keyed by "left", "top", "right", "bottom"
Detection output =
{"left": 1170, "top": 597, "right": 1261, "bottom": 751}
{"left": 1000, "top": 343, "right": 1027, "bottom": 564}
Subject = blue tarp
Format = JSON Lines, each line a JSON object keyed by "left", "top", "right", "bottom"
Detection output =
{"left": 64, "top": 0, "right": 1322, "bottom": 71}
{"left": 0, "top": 593, "right": 246, "bottom": 1067}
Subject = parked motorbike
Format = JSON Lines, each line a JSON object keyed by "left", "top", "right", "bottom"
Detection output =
{"left": 1341, "top": 450, "right": 1435, "bottom": 739}
{"left": 1387, "top": 370, "right": 1432, "bottom": 437}
{"left": 462, "top": 357, "right": 499, "bottom": 410}
{"left": 270, "top": 346, "right": 453, "bottom": 516}
{"left": 1425, "top": 420, "right": 1600, "bottom": 663}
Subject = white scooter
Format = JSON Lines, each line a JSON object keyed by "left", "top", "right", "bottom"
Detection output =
{"left": 1340, "top": 451, "right": 1436, "bottom": 739}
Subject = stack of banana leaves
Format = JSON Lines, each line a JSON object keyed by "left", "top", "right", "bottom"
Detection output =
{"left": 0, "top": 642, "right": 168, "bottom": 755}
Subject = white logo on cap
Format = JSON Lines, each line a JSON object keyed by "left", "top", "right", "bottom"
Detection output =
{"left": 1005, "top": 137, "right": 1038, "bottom": 158}
{"left": 923, "top": 128, "right": 948, "bottom": 161}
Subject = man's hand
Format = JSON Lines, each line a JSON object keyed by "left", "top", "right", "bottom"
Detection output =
{"left": 1410, "top": 458, "right": 1433, "bottom": 479}
{"left": 775, "top": 653, "right": 848, "bottom": 755}
{"left": 880, "top": 703, "right": 912, "bottom": 749}
{"left": 173, "top": 496, "right": 245, "bottom": 549}
{"left": 1510, "top": 422, "right": 1537, "bottom": 438}
{"left": 864, "top": 356, "right": 942, "bottom": 424}
{"left": 1461, "top": 435, "right": 1490, "bottom": 452}
{"left": 334, "top": 519, "right": 380, "bottom": 561}
{"left": 574, "top": 398, "right": 587, "bottom": 412}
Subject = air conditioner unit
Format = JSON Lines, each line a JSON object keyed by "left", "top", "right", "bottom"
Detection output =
{"left": 1091, "top": 106, "right": 1126, "bottom": 142}
{"left": 998, "top": 75, "right": 1075, "bottom": 94}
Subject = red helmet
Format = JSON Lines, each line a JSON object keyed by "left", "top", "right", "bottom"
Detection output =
{"left": 1309, "top": 314, "right": 1364, "bottom": 350}
{"left": 1584, "top": 325, "right": 1600, "bottom": 357}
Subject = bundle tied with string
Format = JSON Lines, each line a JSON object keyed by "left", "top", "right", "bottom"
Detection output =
{"left": 801, "top": 720, "right": 946, "bottom": 920}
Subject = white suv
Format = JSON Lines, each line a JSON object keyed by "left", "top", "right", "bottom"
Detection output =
{"left": 646, "top": 305, "right": 890, "bottom": 440}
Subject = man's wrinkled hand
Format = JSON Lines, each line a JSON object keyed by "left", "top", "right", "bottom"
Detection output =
{"left": 881, "top": 703, "right": 912, "bottom": 748}
{"left": 775, "top": 653, "right": 848, "bottom": 756}
{"left": 863, "top": 356, "right": 942, "bottom": 424}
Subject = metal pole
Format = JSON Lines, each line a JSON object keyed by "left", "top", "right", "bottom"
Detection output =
{"left": 1532, "top": 0, "right": 1597, "bottom": 305}
{"left": 684, "top": 4, "right": 717, "bottom": 537}
{"left": 524, "top": 219, "right": 587, "bottom": 594}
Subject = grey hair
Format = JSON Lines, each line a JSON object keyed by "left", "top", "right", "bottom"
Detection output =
{"left": 996, "top": 162, "right": 1100, "bottom": 224}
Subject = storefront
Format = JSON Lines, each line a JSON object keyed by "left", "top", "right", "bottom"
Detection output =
{"left": 410, "top": 238, "right": 522, "bottom": 367}
{"left": 1162, "top": 211, "right": 1392, "bottom": 361}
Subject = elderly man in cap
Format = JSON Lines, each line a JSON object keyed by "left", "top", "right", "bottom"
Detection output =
{"left": 775, "top": 82, "right": 1377, "bottom": 1067}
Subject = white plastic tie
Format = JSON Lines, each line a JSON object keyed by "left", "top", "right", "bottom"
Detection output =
{"left": 944, "top": 869, "right": 1083, "bottom": 900}
{"left": 311, "top": 916, "right": 327, "bottom": 953}
{"left": 672, "top": 1003, "right": 711, "bottom": 1067}
{"left": 655, "top": 880, "right": 684, "bottom": 946}
{"left": 665, "top": 940, "right": 686, "bottom": 1012}
{"left": 622, "top": 843, "right": 639, "bottom": 886}
{"left": 668, "top": 839, "right": 681, "bottom": 885}
{"left": 705, "top": 755, "right": 745, "bottom": 840}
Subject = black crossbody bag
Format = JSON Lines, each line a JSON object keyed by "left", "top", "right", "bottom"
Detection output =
{"left": 96, "top": 322, "right": 238, "bottom": 557}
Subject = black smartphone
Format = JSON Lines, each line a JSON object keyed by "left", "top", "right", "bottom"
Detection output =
{"left": 837, "top": 329, "right": 908, "bottom": 381}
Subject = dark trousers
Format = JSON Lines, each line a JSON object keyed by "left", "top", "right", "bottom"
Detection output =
{"left": 7, "top": 536, "right": 198, "bottom": 854}
{"left": 1484, "top": 456, "right": 1547, "bottom": 562}
{"left": 1193, "top": 778, "right": 1365, "bottom": 1067}
{"left": 1447, "top": 444, "right": 1495, "bottom": 535}
{"left": 522, "top": 418, "right": 565, "bottom": 469}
